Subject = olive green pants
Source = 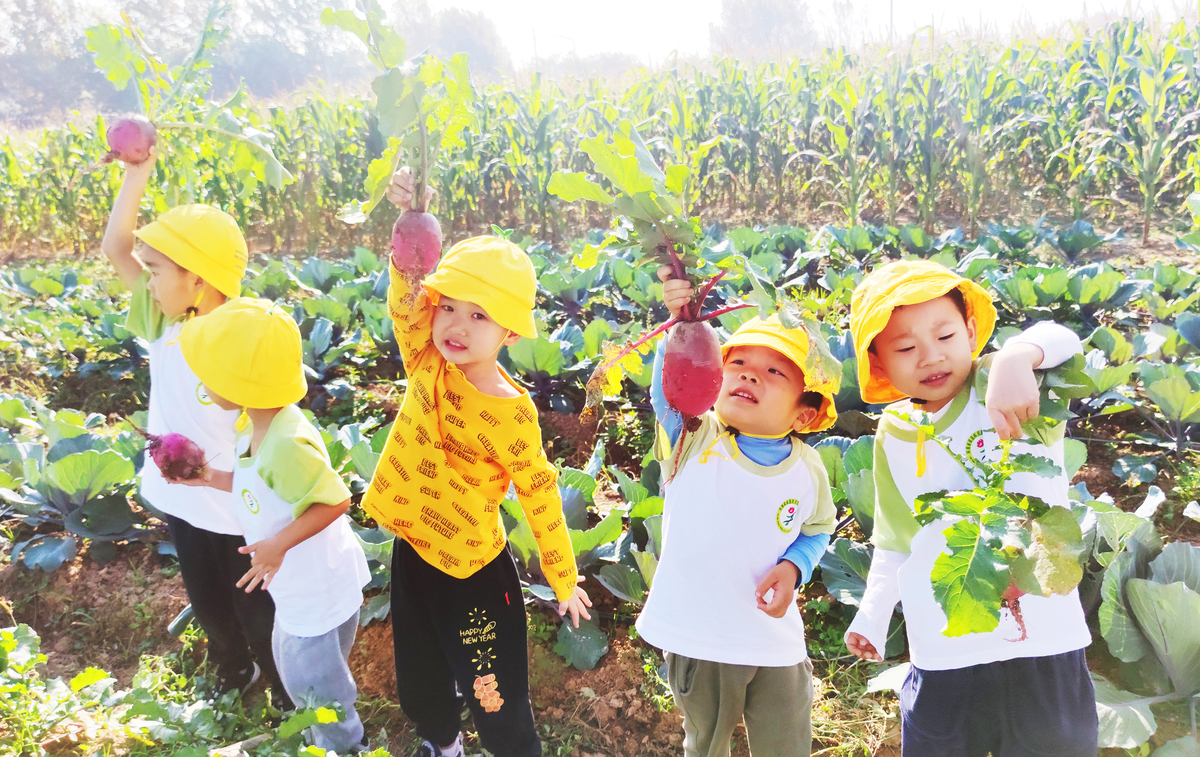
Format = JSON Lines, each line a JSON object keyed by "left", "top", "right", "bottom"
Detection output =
{"left": 666, "top": 652, "right": 814, "bottom": 757}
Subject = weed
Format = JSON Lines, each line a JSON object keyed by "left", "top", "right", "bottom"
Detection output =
{"left": 803, "top": 598, "right": 852, "bottom": 660}
{"left": 636, "top": 646, "right": 674, "bottom": 713}
{"left": 527, "top": 610, "right": 557, "bottom": 644}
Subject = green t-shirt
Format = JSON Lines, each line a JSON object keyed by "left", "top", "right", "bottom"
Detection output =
{"left": 125, "top": 269, "right": 175, "bottom": 343}
{"left": 237, "top": 405, "right": 352, "bottom": 519}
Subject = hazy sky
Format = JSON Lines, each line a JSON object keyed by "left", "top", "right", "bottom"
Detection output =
{"left": 428, "top": 0, "right": 1192, "bottom": 64}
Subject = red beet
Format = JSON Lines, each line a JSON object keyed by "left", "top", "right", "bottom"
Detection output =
{"left": 662, "top": 320, "right": 723, "bottom": 417}
{"left": 135, "top": 427, "right": 207, "bottom": 481}
{"left": 391, "top": 210, "right": 443, "bottom": 277}
{"left": 1001, "top": 582, "right": 1025, "bottom": 602}
{"left": 1001, "top": 581, "right": 1028, "bottom": 642}
{"left": 104, "top": 116, "right": 157, "bottom": 165}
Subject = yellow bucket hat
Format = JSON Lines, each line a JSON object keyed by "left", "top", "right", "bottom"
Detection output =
{"left": 179, "top": 297, "right": 307, "bottom": 409}
{"left": 721, "top": 315, "right": 839, "bottom": 433}
{"left": 134, "top": 204, "right": 248, "bottom": 298}
{"left": 849, "top": 260, "right": 997, "bottom": 404}
{"left": 423, "top": 236, "right": 537, "bottom": 338}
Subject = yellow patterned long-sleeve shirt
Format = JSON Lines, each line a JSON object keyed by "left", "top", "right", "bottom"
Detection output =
{"left": 362, "top": 263, "right": 579, "bottom": 601}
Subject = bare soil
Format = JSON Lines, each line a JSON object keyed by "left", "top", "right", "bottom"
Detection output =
{"left": 2, "top": 547, "right": 900, "bottom": 756}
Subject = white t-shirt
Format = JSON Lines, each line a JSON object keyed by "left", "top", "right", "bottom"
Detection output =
{"left": 127, "top": 272, "right": 242, "bottom": 535}
{"left": 847, "top": 352, "right": 1092, "bottom": 670}
{"left": 636, "top": 415, "right": 836, "bottom": 667}
{"left": 232, "top": 406, "right": 370, "bottom": 638}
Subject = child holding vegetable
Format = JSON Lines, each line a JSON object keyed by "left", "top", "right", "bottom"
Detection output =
{"left": 361, "top": 168, "right": 591, "bottom": 757}
{"left": 99, "top": 148, "right": 286, "bottom": 703}
{"left": 178, "top": 297, "right": 371, "bottom": 752}
{"left": 633, "top": 267, "right": 839, "bottom": 757}
{"left": 844, "top": 260, "right": 1096, "bottom": 757}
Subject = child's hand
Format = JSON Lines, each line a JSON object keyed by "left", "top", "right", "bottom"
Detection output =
{"left": 385, "top": 166, "right": 435, "bottom": 212}
{"left": 756, "top": 561, "right": 800, "bottom": 618}
{"left": 558, "top": 586, "right": 593, "bottom": 628}
{"left": 123, "top": 144, "right": 159, "bottom": 173}
{"left": 165, "top": 468, "right": 233, "bottom": 492}
{"left": 846, "top": 632, "right": 883, "bottom": 661}
{"left": 657, "top": 265, "right": 694, "bottom": 320}
{"left": 237, "top": 535, "right": 287, "bottom": 592}
{"left": 985, "top": 342, "right": 1045, "bottom": 440}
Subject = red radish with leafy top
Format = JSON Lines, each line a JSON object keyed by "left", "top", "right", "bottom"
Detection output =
{"left": 390, "top": 119, "right": 445, "bottom": 277}
{"left": 546, "top": 121, "right": 839, "bottom": 432}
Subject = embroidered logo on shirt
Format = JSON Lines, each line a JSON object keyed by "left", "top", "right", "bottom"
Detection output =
{"left": 241, "top": 489, "right": 260, "bottom": 515}
{"left": 775, "top": 498, "right": 800, "bottom": 533}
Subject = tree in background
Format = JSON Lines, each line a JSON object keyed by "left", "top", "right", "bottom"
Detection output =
{"left": 390, "top": 0, "right": 513, "bottom": 80}
{"left": 0, "top": 0, "right": 132, "bottom": 125}
{"left": 709, "top": 0, "right": 819, "bottom": 60}
{"left": 0, "top": 0, "right": 371, "bottom": 127}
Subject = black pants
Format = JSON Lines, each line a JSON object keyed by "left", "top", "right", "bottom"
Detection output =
{"left": 900, "top": 649, "right": 1097, "bottom": 757}
{"left": 165, "top": 514, "right": 291, "bottom": 708}
{"left": 391, "top": 538, "right": 539, "bottom": 757}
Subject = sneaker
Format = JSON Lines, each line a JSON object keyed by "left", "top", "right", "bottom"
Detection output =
{"left": 212, "top": 661, "right": 261, "bottom": 698}
{"left": 414, "top": 733, "right": 463, "bottom": 757}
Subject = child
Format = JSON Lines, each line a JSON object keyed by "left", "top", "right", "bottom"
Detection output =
{"left": 99, "top": 148, "right": 285, "bottom": 702}
{"left": 844, "top": 260, "right": 1097, "bottom": 757}
{"left": 360, "top": 168, "right": 591, "bottom": 757}
{"left": 179, "top": 298, "right": 371, "bottom": 752}
{"left": 634, "top": 267, "right": 838, "bottom": 757}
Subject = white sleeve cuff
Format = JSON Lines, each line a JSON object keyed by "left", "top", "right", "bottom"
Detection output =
{"left": 1005, "top": 321, "right": 1083, "bottom": 369}
{"left": 845, "top": 548, "right": 907, "bottom": 658}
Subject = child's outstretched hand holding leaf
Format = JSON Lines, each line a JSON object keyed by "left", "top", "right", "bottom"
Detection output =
{"left": 985, "top": 342, "right": 1045, "bottom": 440}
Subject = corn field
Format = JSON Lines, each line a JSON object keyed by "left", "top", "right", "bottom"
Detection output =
{"left": 5, "top": 16, "right": 1200, "bottom": 255}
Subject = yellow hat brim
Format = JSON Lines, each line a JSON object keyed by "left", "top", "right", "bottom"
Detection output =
{"left": 850, "top": 262, "right": 996, "bottom": 405}
{"left": 424, "top": 276, "right": 537, "bottom": 338}
{"left": 421, "top": 236, "right": 538, "bottom": 339}
{"left": 180, "top": 299, "right": 308, "bottom": 409}
{"left": 133, "top": 206, "right": 246, "bottom": 298}
{"left": 721, "top": 317, "right": 839, "bottom": 433}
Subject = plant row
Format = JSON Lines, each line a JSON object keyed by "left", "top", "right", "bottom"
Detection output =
{"left": 9, "top": 16, "right": 1200, "bottom": 252}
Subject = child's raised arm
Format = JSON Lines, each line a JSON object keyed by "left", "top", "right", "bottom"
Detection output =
{"left": 100, "top": 148, "right": 159, "bottom": 290}
{"left": 985, "top": 322, "right": 1083, "bottom": 439}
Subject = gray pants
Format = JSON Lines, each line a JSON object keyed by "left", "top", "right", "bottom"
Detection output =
{"left": 666, "top": 653, "right": 814, "bottom": 757}
{"left": 272, "top": 609, "right": 364, "bottom": 752}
